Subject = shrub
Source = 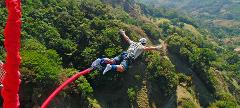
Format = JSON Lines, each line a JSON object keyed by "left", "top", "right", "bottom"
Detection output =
{"left": 208, "top": 100, "right": 237, "bottom": 108}
{"left": 179, "top": 99, "right": 196, "bottom": 108}
{"left": 127, "top": 87, "right": 136, "bottom": 102}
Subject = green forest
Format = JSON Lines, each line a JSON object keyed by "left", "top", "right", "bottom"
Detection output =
{"left": 139, "top": 0, "right": 240, "bottom": 38}
{"left": 0, "top": 0, "right": 239, "bottom": 108}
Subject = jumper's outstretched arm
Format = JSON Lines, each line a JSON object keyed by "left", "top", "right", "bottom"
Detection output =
{"left": 144, "top": 45, "right": 162, "bottom": 51}
{"left": 120, "top": 29, "right": 132, "bottom": 44}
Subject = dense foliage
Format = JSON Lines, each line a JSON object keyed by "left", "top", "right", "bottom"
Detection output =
{"left": 0, "top": 0, "right": 239, "bottom": 107}
{"left": 168, "top": 28, "right": 239, "bottom": 107}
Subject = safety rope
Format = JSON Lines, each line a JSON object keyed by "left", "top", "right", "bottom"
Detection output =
{"left": 41, "top": 68, "right": 92, "bottom": 108}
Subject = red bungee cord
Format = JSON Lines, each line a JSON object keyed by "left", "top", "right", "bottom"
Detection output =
{"left": 41, "top": 68, "right": 92, "bottom": 108}
{"left": 2, "top": 0, "right": 22, "bottom": 108}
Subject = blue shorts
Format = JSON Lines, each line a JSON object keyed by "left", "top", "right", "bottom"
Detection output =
{"left": 113, "top": 51, "right": 134, "bottom": 70}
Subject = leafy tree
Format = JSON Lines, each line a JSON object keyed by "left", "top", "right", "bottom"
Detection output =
{"left": 146, "top": 52, "right": 178, "bottom": 95}
{"left": 21, "top": 50, "right": 61, "bottom": 87}
{"left": 142, "top": 23, "right": 161, "bottom": 40}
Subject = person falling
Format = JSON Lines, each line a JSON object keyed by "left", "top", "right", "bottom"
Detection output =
{"left": 91, "top": 29, "right": 162, "bottom": 75}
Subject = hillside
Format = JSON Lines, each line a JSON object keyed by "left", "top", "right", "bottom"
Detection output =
{"left": 0, "top": 0, "right": 240, "bottom": 108}
{"left": 138, "top": 0, "right": 240, "bottom": 38}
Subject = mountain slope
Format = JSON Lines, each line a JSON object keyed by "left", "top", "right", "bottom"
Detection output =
{"left": 138, "top": 0, "right": 240, "bottom": 38}
{"left": 168, "top": 51, "right": 214, "bottom": 107}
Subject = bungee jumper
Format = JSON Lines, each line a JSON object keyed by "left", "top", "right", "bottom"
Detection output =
{"left": 0, "top": 0, "right": 164, "bottom": 107}
{"left": 91, "top": 29, "right": 162, "bottom": 74}
{"left": 41, "top": 29, "right": 162, "bottom": 107}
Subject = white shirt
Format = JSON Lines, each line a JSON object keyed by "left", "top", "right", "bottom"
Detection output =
{"left": 127, "top": 41, "right": 144, "bottom": 59}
